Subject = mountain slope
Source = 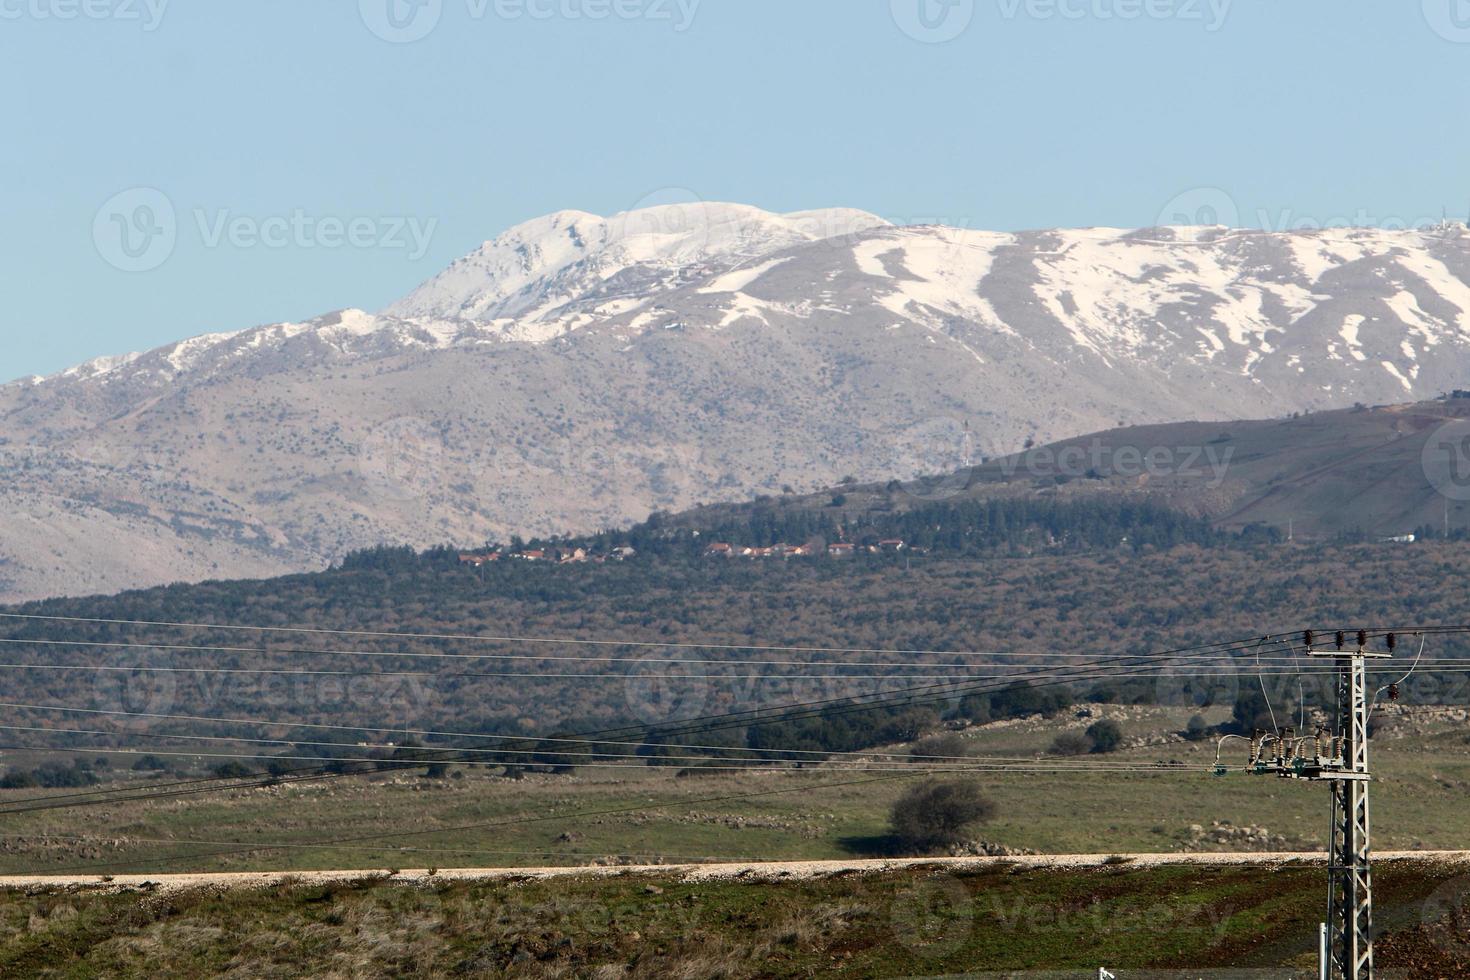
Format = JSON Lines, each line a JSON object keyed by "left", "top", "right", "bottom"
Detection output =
{"left": 667, "top": 397, "right": 1470, "bottom": 543}
{"left": 6, "top": 206, "right": 1470, "bottom": 600}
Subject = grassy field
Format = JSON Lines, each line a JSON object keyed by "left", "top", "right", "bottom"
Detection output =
{"left": 1, "top": 704, "right": 1468, "bottom": 877}
{"left": 4, "top": 706, "right": 1470, "bottom": 975}
{"left": 4, "top": 859, "right": 1470, "bottom": 977}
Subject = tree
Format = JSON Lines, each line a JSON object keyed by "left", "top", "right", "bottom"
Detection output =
{"left": 1231, "top": 691, "right": 1274, "bottom": 734}
{"left": 1185, "top": 714, "right": 1209, "bottom": 740}
{"left": 888, "top": 780, "right": 996, "bottom": 851}
{"left": 1085, "top": 719, "right": 1123, "bottom": 754}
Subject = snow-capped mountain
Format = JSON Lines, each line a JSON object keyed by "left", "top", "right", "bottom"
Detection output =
{"left": 5, "top": 204, "right": 1470, "bottom": 601}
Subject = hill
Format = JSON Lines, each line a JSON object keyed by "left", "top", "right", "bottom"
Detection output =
{"left": 669, "top": 395, "right": 1470, "bottom": 543}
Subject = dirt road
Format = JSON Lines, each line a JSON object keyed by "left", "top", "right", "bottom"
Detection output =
{"left": 4, "top": 850, "right": 1470, "bottom": 894}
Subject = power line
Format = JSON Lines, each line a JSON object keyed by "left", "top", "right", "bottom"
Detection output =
{"left": 0, "top": 614, "right": 1299, "bottom": 667}
{"left": 0, "top": 631, "right": 1314, "bottom": 670}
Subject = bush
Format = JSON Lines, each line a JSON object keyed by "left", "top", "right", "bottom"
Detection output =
{"left": 1185, "top": 714, "right": 1209, "bottom": 740}
{"left": 889, "top": 780, "right": 996, "bottom": 851}
{"left": 908, "top": 733, "right": 970, "bottom": 763}
{"left": 0, "top": 771, "right": 36, "bottom": 789}
{"left": 132, "top": 755, "right": 169, "bottom": 771}
{"left": 1085, "top": 720, "right": 1123, "bottom": 754}
{"left": 1047, "top": 731, "right": 1092, "bottom": 756}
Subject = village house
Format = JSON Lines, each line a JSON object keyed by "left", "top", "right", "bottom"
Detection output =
{"left": 828, "top": 542, "right": 856, "bottom": 558}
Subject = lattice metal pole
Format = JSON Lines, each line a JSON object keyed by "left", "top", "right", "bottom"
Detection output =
{"left": 1325, "top": 649, "right": 1373, "bottom": 979}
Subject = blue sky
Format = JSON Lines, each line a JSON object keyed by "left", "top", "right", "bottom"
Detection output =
{"left": 3, "top": 0, "right": 1470, "bottom": 379}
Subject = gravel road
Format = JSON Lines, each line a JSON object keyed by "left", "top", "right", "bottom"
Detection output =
{"left": 4, "top": 850, "right": 1470, "bottom": 894}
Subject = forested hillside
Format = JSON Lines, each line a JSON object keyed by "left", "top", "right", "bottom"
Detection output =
{"left": 4, "top": 488, "right": 1469, "bottom": 773}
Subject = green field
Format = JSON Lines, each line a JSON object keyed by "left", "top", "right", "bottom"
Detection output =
{"left": 5, "top": 704, "right": 1470, "bottom": 976}
{"left": 2, "top": 705, "right": 1468, "bottom": 877}
{"left": 4, "top": 859, "right": 1470, "bottom": 977}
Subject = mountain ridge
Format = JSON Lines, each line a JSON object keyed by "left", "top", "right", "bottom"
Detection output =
{"left": 7, "top": 204, "right": 1470, "bottom": 601}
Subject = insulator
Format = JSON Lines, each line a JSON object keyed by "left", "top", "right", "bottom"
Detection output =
{"left": 1386, "top": 632, "right": 1397, "bottom": 651}
{"left": 1334, "top": 631, "right": 1345, "bottom": 650}
{"left": 1357, "top": 629, "right": 1368, "bottom": 648}
{"left": 1304, "top": 630, "right": 1315, "bottom": 650}
{"left": 1388, "top": 683, "right": 1400, "bottom": 702}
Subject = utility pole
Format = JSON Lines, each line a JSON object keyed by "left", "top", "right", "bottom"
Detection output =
{"left": 1314, "top": 630, "right": 1388, "bottom": 980}
{"left": 1214, "top": 629, "right": 1394, "bottom": 980}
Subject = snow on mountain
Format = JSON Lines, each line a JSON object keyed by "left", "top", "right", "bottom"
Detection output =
{"left": 8, "top": 205, "right": 1470, "bottom": 602}
{"left": 382, "top": 203, "right": 890, "bottom": 336}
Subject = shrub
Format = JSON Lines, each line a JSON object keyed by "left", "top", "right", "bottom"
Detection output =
{"left": 1085, "top": 720, "right": 1123, "bottom": 754}
{"left": 908, "top": 733, "right": 970, "bottom": 763}
{"left": 1185, "top": 714, "right": 1209, "bottom": 740}
{"left": 1047, "top": 731, "right": 1092, "bottom": 756}
{"left": 888, "top": 780, "right": 996, "bottom": 851}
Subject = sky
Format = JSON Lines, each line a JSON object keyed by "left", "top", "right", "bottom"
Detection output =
{"left": 3, "top": 0, "right": 1470, "bottom": 379}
